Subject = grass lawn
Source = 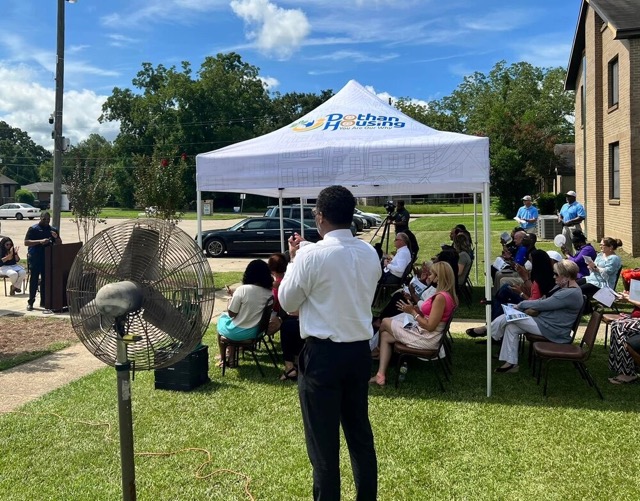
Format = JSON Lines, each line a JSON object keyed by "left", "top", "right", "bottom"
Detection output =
{"left": 1, "top": 325, "right": 639, "bottom": 500}
{"left": 2, "top": 214, "right": 639, "bottom": 499}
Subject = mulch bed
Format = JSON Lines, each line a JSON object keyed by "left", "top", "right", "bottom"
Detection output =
{"left": 0, "top": 316, "right": 78, "bottom": 361}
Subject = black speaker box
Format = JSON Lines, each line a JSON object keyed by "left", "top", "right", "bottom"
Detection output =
{"left": 154, "top": 345, "right": 211, "bottom": 391}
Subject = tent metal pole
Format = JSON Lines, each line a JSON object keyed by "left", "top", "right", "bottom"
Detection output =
{"left": 299, "top": 196, "right": 305, "bottom": 239}
{"left": 197, "top": 190, "right": 202, "bottom": 250}
{"left": 474, "top": 193, "right": 478, "bottom": 283}
{"left": 483, "top": 183, "right": 493, "bottom": 397}
{"left": 279, "top": 190, "right": 285, "bottom": 254}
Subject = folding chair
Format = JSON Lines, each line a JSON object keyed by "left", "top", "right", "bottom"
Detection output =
{"left": 219, "top": 297, "right": 279, "bottom": 376}
{"left": 392, "top": 307, "right": 457, "bottom": 391}
{"left": 533, "top": 311, "right": 603, "bottom": 399}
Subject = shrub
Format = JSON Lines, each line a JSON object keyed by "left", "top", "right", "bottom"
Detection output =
{"left": 15, "top": 189, "right": 35, "bottom": 205}
{"left": 536, "top": 192, "right": 566, "bottom": 215}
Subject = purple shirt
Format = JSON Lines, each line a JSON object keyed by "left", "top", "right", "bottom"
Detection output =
{"left": 568, "top": 243, "right": 597, "bottom": 279}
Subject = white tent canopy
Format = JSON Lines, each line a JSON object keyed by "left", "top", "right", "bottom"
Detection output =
{"left": 195, "top": 79, "right": 495, "bottom": 395}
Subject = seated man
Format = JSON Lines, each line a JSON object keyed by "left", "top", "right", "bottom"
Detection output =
{"left": 380, "top": 232, "right": 412, "bottom": 285}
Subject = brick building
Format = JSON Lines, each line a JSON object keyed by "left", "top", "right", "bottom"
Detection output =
{"left": 565, "top": 0, "right": 640, "bottom": 256}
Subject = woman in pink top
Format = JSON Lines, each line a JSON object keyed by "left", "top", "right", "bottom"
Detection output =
{"left": 370, "top": 261, "right": 458, "bottom": 386}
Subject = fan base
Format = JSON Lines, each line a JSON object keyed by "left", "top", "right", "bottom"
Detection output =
{"left": 154, "top": 345, "right": 211, "bottom": 391}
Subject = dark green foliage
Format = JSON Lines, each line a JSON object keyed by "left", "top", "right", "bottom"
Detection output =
{"left": 0, "top": 121, "right": 51, "bottom": 185}
{"left": 14, "top": 188, "right": 35, "bottom": 205}
{"left": 536, "top": 192, "right": 566, "bottom": 215}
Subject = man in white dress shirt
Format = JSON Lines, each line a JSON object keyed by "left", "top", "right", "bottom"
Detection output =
{"left": 279, "top": 185, "right": 381, "bottom": 501}
{"left": 380, "top": 232, "right": 412, "bottom": 285}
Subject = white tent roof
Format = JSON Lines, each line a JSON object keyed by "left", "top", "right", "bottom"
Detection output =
{"left": 196, "top": 80, "right": 489, "bottom": 198}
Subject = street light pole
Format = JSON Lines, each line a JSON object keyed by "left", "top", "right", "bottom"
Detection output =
{"left": 53, "top": 0, "right": 76, "bottom": 228}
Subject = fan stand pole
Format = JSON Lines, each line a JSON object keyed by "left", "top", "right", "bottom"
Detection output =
{"left": 116, "top": 332, "right": 137, "bottom": 501}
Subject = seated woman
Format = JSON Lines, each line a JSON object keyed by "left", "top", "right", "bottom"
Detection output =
{"left": 216, "top": 259, "right": 274, "bottom": 366}
{"left": 561, "top": 230, "right": 597, "bottom": 279}
{"left": 452, "top": 233, "right": 472, "bottom": 286}
{"left": 369, "top": 261, "right": 458, "bottom": 387}
{"left": 268, "top": 253, "right": 302, "bottom": 381}
{"left": 578, "top": 237, "right": 623, "bottom": 300}
{"left": 466, "top": 249, "right": 556, "bottom": 336}
{"left": 0, "top": 237, "right": 26, "bottom": 296}
{"left": 491, "top": 259, "right": 584, "bottom": 373}
{"left": 608, "top": 291, "right": 640, "bottom": 384}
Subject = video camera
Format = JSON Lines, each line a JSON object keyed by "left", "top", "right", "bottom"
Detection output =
{"left": 383, "top": 200, "right": 396, "bottom": 215}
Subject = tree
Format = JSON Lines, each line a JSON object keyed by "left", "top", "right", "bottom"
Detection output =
{"left": 0, "top": 121, "right": 51, "bottom": 185}
{"left": 64, "top": 135, "right": 115, "bottom": 243}
{"left": 397, "top": 61, "right": 575, "bottom": 216}
{"left": 14, "top": 188, "right": 35, "bottom": 205}
{"left": 134, "top": 152, "right": 189, "bottom": 224}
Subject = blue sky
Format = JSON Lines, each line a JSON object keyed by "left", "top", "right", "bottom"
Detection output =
{"left": 0, "top": 0, "right": 581, "bottom": 150}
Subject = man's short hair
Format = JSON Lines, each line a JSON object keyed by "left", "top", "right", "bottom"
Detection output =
{"left": 316, "top": 185, "right": 355, "bottom": 227}
{"left": 396, "top": 232, "right": 410, "bottom": 246}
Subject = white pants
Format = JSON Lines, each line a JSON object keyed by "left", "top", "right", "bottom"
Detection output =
{"left": 0, "top": 264, "right": 27, "bottom": 287}
{"left": 491, "top": 313, "right": 542, "bottom": 365}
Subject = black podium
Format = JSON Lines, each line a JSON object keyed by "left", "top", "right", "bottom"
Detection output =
{"left": 43, "top": 242, "right": 82, "bottom": 312}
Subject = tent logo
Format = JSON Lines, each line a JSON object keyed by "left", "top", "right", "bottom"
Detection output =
{"left": 291, "top": 113, "right": 405, "bottom": 132}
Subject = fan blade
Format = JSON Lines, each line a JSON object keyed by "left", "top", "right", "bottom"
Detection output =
{"left": 141, "top": 287, "right": 197, "bottom": 344}
{"left": 116, "top": 226, "right": 160, "bottom": 282}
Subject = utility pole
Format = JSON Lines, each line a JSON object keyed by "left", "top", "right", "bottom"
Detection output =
{"left": 52, "top": 0, "right": 70, "bottom": 229}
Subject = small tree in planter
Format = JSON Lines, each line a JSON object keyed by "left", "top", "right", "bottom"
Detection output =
{"left": 134, "top": 151, "right": 188, "bottom": 224}
{"left": 65, "top": 164, "right": 114, "bottom": 243}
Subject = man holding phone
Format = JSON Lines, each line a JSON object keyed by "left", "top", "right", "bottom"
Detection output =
{"left": 24, "top": 212, "right": 62, "bottom": 311}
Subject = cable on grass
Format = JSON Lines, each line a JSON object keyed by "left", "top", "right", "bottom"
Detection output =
{"left": 0, "top": 411, "right": 255, "bottom": 500}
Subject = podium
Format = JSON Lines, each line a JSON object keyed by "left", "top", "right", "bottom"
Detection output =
{"left": 43, "top": 242, "right": 82, "bottom": 311}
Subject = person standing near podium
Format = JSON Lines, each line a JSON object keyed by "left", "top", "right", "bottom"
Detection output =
{"left": 24, "top": 212, "right": 61, "bottom": 311}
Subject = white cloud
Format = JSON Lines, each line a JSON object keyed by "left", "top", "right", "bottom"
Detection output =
{"left": 101, "top": 0, "right": 228, "bottom": 29}
{"left": 516, "top": 36, "right": 572, "bottom": 68}
{"left": 0, "top": 64, "right": 119, "bottom": 150}
{"left": 364, "top": 85, "right": 429, "bottom": 109}
{"left": 310, "top": 50, "right": 399, "bottom": 63}
{"left": 107, "top": 34, "right": 141, "bottom": 48}
{"left": 259, "top": 76, "right": 280, "bottom": 89}
{"left": 460, "top": 8, "right": 536, "bottom": 32}
{"left": 230, "top": 0, "right": 311, "bottom": 59}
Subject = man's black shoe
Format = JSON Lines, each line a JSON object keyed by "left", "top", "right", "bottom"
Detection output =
{"left": 26, "top": 303, "right": 34, "bottom": 311}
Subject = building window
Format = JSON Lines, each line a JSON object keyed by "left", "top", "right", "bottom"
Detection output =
{"left": 608, "top": 56, "right": 619, "bottom": 108}
{"left": 610, "top": 142, "right": 620, "bottom": 199}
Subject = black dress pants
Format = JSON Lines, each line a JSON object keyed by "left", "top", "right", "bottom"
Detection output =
{"left": 298, "top": 338, "right": 377, "bottom": 501}
{"left": 28, "top": 258, "right": 45, "bottom": 307}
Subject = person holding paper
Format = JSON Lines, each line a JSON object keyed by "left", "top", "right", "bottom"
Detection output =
{"left": 578, "top": 237, "right": 623, "bottom": 304}
{"left": 557, "top": 191, "right": 586, "bottom": 255}
{"left": 370, "top": 261, "right": 458, "bottom": 386}
{"left": 608, "top": 291, "right": 640, "bottom": 384}
{"left": 491, "top": 260, "right": 583, "bottom": 373}
{"left": 515, "top": 195, "right": 539, "bottom": 231}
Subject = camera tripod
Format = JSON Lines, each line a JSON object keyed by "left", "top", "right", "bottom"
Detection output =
{"left": 370, "top": 212, "right": 395, "bottom": 257}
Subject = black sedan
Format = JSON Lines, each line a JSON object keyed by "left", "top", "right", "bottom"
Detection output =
{"left": 198, "top": 217, "right": 322, "bottom": 257}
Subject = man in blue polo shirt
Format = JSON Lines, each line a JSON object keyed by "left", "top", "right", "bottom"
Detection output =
{"left": 515, "top": 195, "right": 539, "bottom": 231}
{"left": 558, "top": 190, "right": 586, "bottom": 255}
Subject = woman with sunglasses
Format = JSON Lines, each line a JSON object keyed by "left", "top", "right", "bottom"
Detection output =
{"left": 370, "top": 261, "right": 458, "bottom": 386}
{"left": 491, "top": 259, "right": 583, "bottom": 373}
{"left": 0, "top": 237, "right": 26, "bottom": 296}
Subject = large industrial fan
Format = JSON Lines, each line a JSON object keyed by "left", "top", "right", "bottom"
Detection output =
{"left": 67, "top": 219, "right": 216, "bottom": 500}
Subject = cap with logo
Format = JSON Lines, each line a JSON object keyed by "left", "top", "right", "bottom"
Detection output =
{"left": 566, "top": 190, "right": 577, "bottom": 197}
{"left": 522, "top": 195, "right": 532, "bottom": 201}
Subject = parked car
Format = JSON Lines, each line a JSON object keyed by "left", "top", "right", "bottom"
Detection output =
{"left": 355, "top": 208, "right": 382, "bottom": 227}
{"left": 264, "top": 204, "right": 360, "bottom": 234}
{"left": 197, "top": 217, "right": 322, "bottom": 257}
{"left": 0, "top": 203, "right": 41, "bottom": 220}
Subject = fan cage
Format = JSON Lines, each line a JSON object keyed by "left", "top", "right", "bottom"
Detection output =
{"left": 67, "top": 219, "right": 216, "bottom": 370}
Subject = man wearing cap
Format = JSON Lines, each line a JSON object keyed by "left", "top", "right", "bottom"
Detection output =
{"left": 558, "top": 191, "right": 586, "bottom": 255}
{"left": 515, "top": 196, "right": 539, "bottom": 231}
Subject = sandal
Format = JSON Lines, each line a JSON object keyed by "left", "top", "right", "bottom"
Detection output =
{"left": 368, "top": 374, "right": 385, "bottom": 387}
{"left": 608, "top": 375, "right": 638, "bottom": 385}
{"left": 279, "top": 367, "right": 298, "bottom": 381}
